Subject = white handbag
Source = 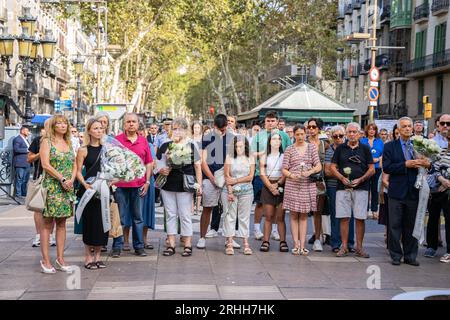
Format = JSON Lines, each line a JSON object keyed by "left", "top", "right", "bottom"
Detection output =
{"left": 25, "top": 173, "right": 47, "bottom": 213}
{"left": 213, "top": 167, "right": 225, "bottom": 189}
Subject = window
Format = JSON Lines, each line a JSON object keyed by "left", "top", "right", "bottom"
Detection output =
{"left": 434, "top": 23, "right": 447, "bottom": 54}
{"left": 415, "top": 30, "right": 427, "bottom": 59}
{"left": 418, "top": 80, "right": 424, "bottom": 115}
{"left": 436, "top": 75, "right": 443, "bottom": 114}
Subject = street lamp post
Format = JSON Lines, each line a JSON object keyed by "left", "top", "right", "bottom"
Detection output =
{"left": 72, "top": 55, "right": 85, "bottom": 131}
{"left": 0, "top": 7, "right": 56, "bottom": 127}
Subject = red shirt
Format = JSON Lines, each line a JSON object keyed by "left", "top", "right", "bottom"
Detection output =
{"left": 115, "top": 133, "right": 152, "bottom": 188}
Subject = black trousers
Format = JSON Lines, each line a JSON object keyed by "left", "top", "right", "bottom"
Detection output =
{"left": 388, "top": 196, "right": 419, "bottom": 262}
{"left": 427, "top": 191, "right": 450, "bottom": 253}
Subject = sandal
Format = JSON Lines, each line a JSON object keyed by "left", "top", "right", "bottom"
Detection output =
{"left": 336, "top": 247, "right": 348, "bottom": 257}
{"left": 260, "top": 241, "right": 270, "bottom": 252}
{"left": 123, "top": 244, "right": 131, "bottom": 252}
{"left": 144, "top": 244, "right": 154, "bottom": 250}
{"left": 181, "top": 246, "right": 192, "bottom": 257}
{"left": 243, "top": 244, "right": 253, "bottom": 255}
{"left": 332, "top": 247, "right": 340, "bottom": 253}
{"left": 300, "top": 248, "right": 309, "bottom": 256}
{"left": 84, "top": 262, "right": 98, "bottom": 270}
{"left": 279, "top": 241, "right": 289, "bottom": 252}
{"left": 291, "top": 247, "right": 300, "bottom": 255}
{"left": 96, "top": 261, "right": 106, "bottom": 269}
{"left": 225, "top": 242, "right": 234, "bottom": 255}
{"left": 163, "top": 246, "right": 176, "bottom": 256}
{"left": 355, "top": 249, "right": 370, "bottom": 258}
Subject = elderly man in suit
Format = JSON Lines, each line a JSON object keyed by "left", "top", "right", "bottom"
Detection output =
{"left": 382, "top": 117, "right": 431, "bottom": 266}
{"left": 13, "top": 126, "right": 32, "bottom": 199}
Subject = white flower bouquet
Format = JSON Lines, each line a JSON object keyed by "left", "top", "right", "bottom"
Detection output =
{"left": 100, "top": 135, "right": 146, "bottom": 182}
{"left": 155, "top": 142, "right": 192, "bottom": 188}
{"left": 411, "top": 136, "right": 441, "bottom": 189}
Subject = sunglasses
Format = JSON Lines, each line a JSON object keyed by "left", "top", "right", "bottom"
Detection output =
{"left": 307, "top": 125, "right": 318, "bottom": 130}
{"left": 332, "top": 134, "right": 344, "bottom": 139}
{"left": 440, "top": 121, "right": 450, "bottom": 127}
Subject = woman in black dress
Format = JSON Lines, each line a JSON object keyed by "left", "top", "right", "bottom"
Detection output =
{"left": 76, "top": 118, "right": 108, "bottom": 269}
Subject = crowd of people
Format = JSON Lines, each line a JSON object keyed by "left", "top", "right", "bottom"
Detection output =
{"left": 15, "top": 109, "right": 450, "bottom": 273}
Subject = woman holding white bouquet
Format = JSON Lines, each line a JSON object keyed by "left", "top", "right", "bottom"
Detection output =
{"left": 156, "top": 118, "right": 202, "bottom": 257}
{"left": 259, "top": 132, "right": 287, "bottom": 253}
{"left": 223, "top": 135, "right": 255, "bottom": 255}
{"left": 76, "top": 118, "right": 108, "bottom": 269}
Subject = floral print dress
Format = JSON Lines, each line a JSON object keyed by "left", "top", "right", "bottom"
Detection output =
{"left": 42, "top": 143, "right": 76, "bottom": 218}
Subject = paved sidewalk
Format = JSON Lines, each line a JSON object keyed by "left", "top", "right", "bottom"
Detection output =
{"left": 0, "top": 205, "right": 449, "bottom": 300}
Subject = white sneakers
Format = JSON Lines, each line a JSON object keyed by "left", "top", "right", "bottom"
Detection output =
{"left": 205, "top": 229, "right": 219, "bottom": 238}
{"left": 196, "top": 237, "right": 206, "bottom": 249}
{"left": 50, "top": 234, "right": 56, "bottom": 247}
{"left": 32, "top": 234, "right": 40, "bottom": 247}
{"left": 271, "top": 230, "right": 280, "bottom": 241}
{"left": 254, "top": 230, "right": 264, "bottom": 240}
{"left": 313, "top": 239, "right": 323, "bottom": 252}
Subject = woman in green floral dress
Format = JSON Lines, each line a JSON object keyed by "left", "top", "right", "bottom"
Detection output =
{"left": 39, "top": 115, "right": 77, "bottom": 274}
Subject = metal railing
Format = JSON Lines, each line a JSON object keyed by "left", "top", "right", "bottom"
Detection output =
{"left": 381, "top": 5, "right": 391, "bottom": 21}
{"left": 0, "top": 81, "right": 11, "bottom": 95}
{"left": 405, "top": 49, "right": 450, "bottom": 74}
{"left": 413, "top": 2, "right": 430, "bottom": 22}
{"left": 431, "top": 0, "right": 449, "bottom": 14}
{"left": 345, "top": 4, "right": 353, "bottom": 15}
{"left": 352, "top": 0, "right": 362, "bottom": 9}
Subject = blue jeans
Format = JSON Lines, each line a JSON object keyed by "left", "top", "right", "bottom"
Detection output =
{"left": 327, "top": 186, "right": 355, "bottom": 249}
{"left": 112, "top": 187, "right": 144, "bottom": 251}
{"left": 15, "top": 167, "right": 30, "bottom": 197}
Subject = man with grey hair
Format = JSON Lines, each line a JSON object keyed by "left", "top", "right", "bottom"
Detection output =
{"left": 331, "top": 122, "right": 375, "bottom": 258}
{"left": 112, "top": 113, "right": 154, "bottom": 257}
{"left": 434, "top": 114, "right": 449, "bottom": 149}
{"left": 383, "top": 116, "right": 431, "bottom": 266}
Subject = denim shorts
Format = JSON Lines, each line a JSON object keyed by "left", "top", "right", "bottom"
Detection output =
{"left": 252, "top": 175, "right": 264, "bottom": 204}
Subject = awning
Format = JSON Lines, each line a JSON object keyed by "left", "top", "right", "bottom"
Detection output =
{"left": 31, "top": 114, "right": 52, "bottom": 124}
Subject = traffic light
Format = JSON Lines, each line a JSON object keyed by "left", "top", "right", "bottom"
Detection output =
{"left": 422, "top": 95, "right": 429, "bottom": 104}
{"left": 424, "top": 102, "right": 432, "bottom": 120}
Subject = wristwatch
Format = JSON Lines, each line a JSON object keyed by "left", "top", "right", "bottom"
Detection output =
{"left": 61, "top": 177, "right": 67, "bottom": 183}
{"left": 145, "top": 180, "right": 151, "bottom": 185}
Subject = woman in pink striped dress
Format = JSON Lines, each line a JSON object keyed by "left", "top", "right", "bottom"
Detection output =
{"left": 282, "top": 125, "right": 322, "bottom": 255}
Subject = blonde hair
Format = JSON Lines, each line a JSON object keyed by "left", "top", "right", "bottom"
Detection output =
{"left": 84, "top": 117, "right": 103, "bottom": 146}
{"left": 47, "top": 115, "right": 72, "bottom": 147}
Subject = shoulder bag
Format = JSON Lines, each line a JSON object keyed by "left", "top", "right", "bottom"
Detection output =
{"left": 25, "top": 167, "right": 47, "bottom": 213}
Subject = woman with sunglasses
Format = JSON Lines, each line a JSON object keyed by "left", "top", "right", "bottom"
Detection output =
{"left": 324, "top": 126, "right": 355, "bottom": 253}
{"left": 360, "top": 124, "right": 384, "bottom": 220}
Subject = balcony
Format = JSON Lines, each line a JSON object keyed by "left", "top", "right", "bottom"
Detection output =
{"left": 413, "top": 2, "right": 430, "bottom": 23}
{"left": 337, "top": 7, "right": 345, "bottom": 20}
{"left": 405, "top": 49, "right": 450, "bottom": 75}
{"left": 431, "top": 0, "right": 449, "bottom": 15}
{"left": 352, "top": 0, "right": 362, "bottom": 9}
{"left": 390, "top": 4, "right": 412, "bottom": 29}
{"left": 380, "top": 5, "right": 391, "bottom": 23}
{"left": 345, "top": 4, "right": 353, "bottom": 15}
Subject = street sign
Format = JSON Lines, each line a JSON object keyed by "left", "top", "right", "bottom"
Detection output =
{"left": 370, "top": 81, "right": 379, "bottom": 87}
{"left": 368, "top": 87, "right": 379, "bottom": 101}
{"left": 369, "top": 100, "right": 378, "bottom": 106}
{"left": 369, "top": 67, "right": 380, "bottom": 81}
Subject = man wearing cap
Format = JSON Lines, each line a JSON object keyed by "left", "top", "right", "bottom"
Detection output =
{"left": 13, "top": 126, "right": 32, "bottom": 199}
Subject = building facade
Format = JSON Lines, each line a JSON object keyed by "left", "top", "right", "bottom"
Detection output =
{"left": 337, "top": 0, "right": 450, "bottom": 130}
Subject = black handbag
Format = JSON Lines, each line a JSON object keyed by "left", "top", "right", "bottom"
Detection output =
{"left": 183, "top": 174, "right": 197, "bottom": 193}
{"left": 309, "top": 172, "right": 324, "bottom": 182}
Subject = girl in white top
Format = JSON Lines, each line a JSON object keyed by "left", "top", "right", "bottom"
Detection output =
{"left": 223, "top": 135, "right": 255, "bottom": 255}
{"left": 259, "top": 132, "right": 288, "bottom": 252}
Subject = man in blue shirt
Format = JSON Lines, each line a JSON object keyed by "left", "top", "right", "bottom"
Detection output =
{"left": 434, "top": 114, "right": 449, "bottom": 149}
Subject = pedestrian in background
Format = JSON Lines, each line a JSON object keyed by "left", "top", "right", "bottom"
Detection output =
{"left": 13, "top": 125, "right": 31, "bottom": 200}
{"left": 282, "top": 124, "right": 322, "bottom": 255}
{"left": 360, "top": 123, "right": 384, "bottom": 220}
{"left": 28, "top": 123, "right": 56, "bottom": 248}
{"left": 39, "top": 115, "right": 77, "bottom": 274}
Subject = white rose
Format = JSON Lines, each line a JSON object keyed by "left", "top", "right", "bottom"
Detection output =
{"left": 193, "top": 183, "right": 200, "bottom": 190}
{"left": 278, "top": 187, "right": 284, "bottom": 193}
{"left": 343, "top": 167, "right": 352, "bottom": 175}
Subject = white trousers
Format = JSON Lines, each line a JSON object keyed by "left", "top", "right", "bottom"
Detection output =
{"left": 222, "top": 192, "right": 253, "bottom": 238}
{"left": 161, "top": 190, "right": 193, "bottom": 237}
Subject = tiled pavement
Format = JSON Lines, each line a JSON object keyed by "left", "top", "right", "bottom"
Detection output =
{"left": 0, "top": 204, "right": 449, "bottom": 300}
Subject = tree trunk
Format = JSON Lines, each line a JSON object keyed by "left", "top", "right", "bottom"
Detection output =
{"left": 107, "top": 5, "right": 165, "bottom": 102}
{"left": 206, "top": 70, "right": 226, "bottom": 114}
{"left": 220, "top": 51, "right": 242, "bottom": 115}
